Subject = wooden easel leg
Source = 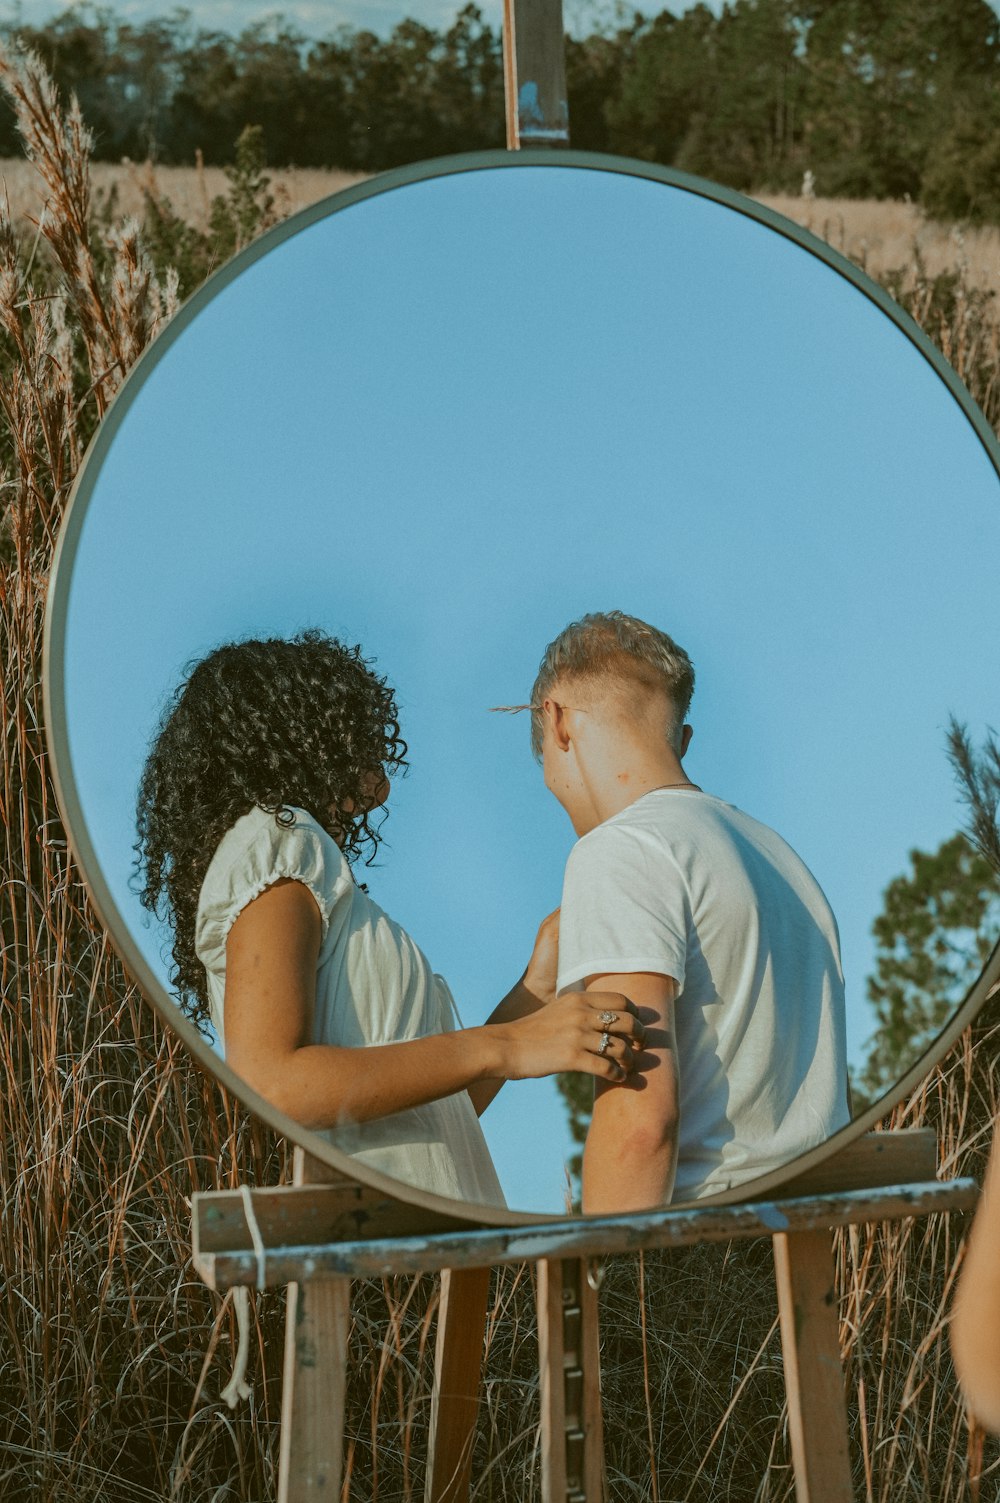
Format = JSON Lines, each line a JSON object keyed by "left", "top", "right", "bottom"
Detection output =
{"left": 537, "top": 1258, "right": 605, "bottom": 1503}
{"left": 425, "top": 1266, "right": 491, "bottom": 1503}
{"left": 277, "top": 1148, "right": 352, "bottom": 1503}
{"left": 773, "top": 1229, "right": 853, "bottom": 1503}
{"left": 277, "top": 1274, "right": 351, "bottom": 1502}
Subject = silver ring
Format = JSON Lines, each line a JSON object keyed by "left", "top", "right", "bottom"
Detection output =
{"left": 599, "top": 1010, "right": 619, "bottom": 1027}
{"left": 597, "top": 1031, "right": 611, "bottom": 1056}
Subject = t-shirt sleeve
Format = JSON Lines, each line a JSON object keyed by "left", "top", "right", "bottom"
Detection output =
{"left": 556, "top": 824, "right": 689, "bottom": 995}
{"left": 195, "top": 809, "right": 351, "bottom": 973}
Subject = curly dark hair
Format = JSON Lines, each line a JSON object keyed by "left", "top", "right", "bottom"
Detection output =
{"left": 134, "top": 629, "right": 408, "bottom": 1029}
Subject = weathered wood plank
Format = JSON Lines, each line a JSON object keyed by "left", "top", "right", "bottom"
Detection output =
{"left": 425, "top": 1267, "right": 490, "bottom": 1503}
{"left": 773, "top": 1230, "right": 854, "bottom": 1503}
{"left": 193, "top": 1178, "right": 977, "bottom": 1288}
{"left": 765, "top": 1128, "right": 936, "bottom": 1199}
{"left": 192, "top": 1179, "right": 476, "bottom": 1275}
{"left": 579, "top": 1265, "right": 605, "bottom": 1503}
{"left": 277, "top": 1149, "right": 351, "bottom": 1503}
{"left": 502, "top": 0, "right": 569, "bottom": 147}
{"left": 538, "top": 1259, "right": 605, "bottom": 1503}
{"left": 537, "top": 1259, "right": 568, "bottom": 1501}
{"left": 192, "top": 1132, "right": 937, "bottom": 1277}
{"left": 277, "top": 1276, "right": 351, "bottom": 1503}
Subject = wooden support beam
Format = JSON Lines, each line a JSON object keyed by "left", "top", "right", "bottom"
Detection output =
{"left": 773, "top": 1229, "right": 854, "bottom": 1502}
{"left": 538, "top": 1259, "right": 605, "bottom": 1502}
{"left": 192, "top": 1176, "right": 978, "bottom": 1288}
{"left": 277, "top": 1149, "right": 352, "bottom": 1503}
{"left": 426, "top": 1266, "right": 491, "bottom": 1503}
{"left": 277, "top": 1275, "right": 351, "bottom": 1503}
{"left": 193, "top": 1174, "right": 473, "bottom": 1286}
{"left": 192, "top": 1133, "right": 941, "bottom": 1290}
{"left": 502, "top": 0, "right": 569, "bottom": 148}
{"left": 764, "top": 1127, "right": 936, "bottom": 1199}
{"left": 538, "top": 1259, "right": 568, "bottom": 1501}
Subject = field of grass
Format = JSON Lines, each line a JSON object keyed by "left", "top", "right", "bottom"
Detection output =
{"left": 2, "top": 61, "right": 1000, "bottom": 1503}
{"left": 2, "top": 153, "right": 999, "bottom": 302}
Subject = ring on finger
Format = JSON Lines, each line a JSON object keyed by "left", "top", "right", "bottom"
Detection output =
{"left": 599, "top": 1010, "right": 619, "bottom": 1027}
{"left": 597, "top": 1031, "right": 611, "bottom": 1056}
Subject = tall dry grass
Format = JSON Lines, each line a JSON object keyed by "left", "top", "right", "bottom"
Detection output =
{"left": 2, "top": 46, "right": 1000, "bottom": 1502}
{"left": 3, "top": 159, "right": 1000, "bottom": 300}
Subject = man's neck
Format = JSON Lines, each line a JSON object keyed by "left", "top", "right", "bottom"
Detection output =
{"left": 577, "top": 753, "right": 697, "bottom": 833}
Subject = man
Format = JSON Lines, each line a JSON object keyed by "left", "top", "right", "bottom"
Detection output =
{"left": 531, "top": 610, "right": 850, "bottom": 1214}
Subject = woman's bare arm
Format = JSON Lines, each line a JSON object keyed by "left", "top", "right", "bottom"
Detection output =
{"left": 222, "top": 881, "right": 643, "bottom": 1130}
{"left": 951, "top": 1123, "right": 1000, "bottom": 1429}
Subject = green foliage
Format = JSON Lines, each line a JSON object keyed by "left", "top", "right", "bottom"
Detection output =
{"left": 137, "top": 125, "right": 283, "bottom": 296}
{"left": 209, "top": 124, "right": 276, "bottom": 256}
{"left": 948, "top": 718, "right": 1000, "bottom": 877}
{"left": 854, "top": 832, "right": 1000, "bottom": 1107}
{"left": 0, "top": 3, "right": 504, "bottom": 171}
{"left": 556, "top": 1069, "right": 590, "bottom": 1200}
{"left": 4, "top": 0, "right": 1000, "bottom": 215}
{"left": 922, "top": 83, "right": 1000, "bottom": 224}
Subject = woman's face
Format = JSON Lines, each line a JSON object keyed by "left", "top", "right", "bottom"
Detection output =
{"left": 329, "top": 768, "right": 390, "bottom": 845}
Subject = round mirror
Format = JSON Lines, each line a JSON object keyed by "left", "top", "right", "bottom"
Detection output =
{"left": 45, "top": 150, "right": 1000, "bottom": 1219}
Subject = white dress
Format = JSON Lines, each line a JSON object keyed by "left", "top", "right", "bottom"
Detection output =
{"left": 195, "top": 804, "right": 507, "bottom": 1209}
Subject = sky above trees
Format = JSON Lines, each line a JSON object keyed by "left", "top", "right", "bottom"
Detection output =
{"left": 3, "top": 0, "right": 718, "bottom": 42}
{"left": 7, "top": 0, "right": 998, "bottom": 40}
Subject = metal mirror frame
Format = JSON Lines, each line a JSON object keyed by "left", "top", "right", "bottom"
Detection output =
{"left": 43, "top": 147, "right": 1000, "bottom": 1227}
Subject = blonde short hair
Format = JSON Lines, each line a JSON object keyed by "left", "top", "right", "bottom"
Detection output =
{"left": 529, "top": 610, "right": 695, "bottom": 758}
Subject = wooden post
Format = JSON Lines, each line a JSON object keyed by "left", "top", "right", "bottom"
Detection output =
{"left": 537, "top": 1258, "right": 605, "bottom": 1502}
{"left": 425, "top": 1266, "right": 491, "bottom": 1503}
{"left": 277, "top": 1148, "right": 352, "bottom": 1503}
{"left": 502, "top": 0, "right": 569, "bottom": 148}
{"left": 773, "top": 1229, "right": 854, "bottom": 1503}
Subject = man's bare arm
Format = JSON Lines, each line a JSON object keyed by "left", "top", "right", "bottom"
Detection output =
{"left": 468, "top": 908, "right": 561, "bottom": 1116}
{"left": 581, "top": 971, "right": 680, "bottom": 1215}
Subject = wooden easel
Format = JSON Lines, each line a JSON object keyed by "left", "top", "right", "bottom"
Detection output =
{"left": 192, "top": 1128, "right": 978, "bottom": 1502}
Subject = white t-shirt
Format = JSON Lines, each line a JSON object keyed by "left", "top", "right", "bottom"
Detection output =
{"left": 195, "top": 805, "right": 506, "bottom": 1210}
{"left": 557, "top": 788, "right": 850, "bottom": 1200}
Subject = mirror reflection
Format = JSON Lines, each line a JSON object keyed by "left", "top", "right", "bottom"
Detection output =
{"left": 53, "top": 158, "right": 1000, "bottom": 1214}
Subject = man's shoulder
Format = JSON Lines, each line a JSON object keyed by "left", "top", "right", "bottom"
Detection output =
{"left": 576, "top": 791, "right": 823, "bottom": 893}
{"left": 585, "top": 790, "right": 740, "bottom": 852}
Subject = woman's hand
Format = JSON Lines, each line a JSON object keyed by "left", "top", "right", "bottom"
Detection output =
{"left": 522, "top": 907, "right": 561, "bottom": 1004}
{"left": 496, "top": 990, "right": 645, "bottom": 1082}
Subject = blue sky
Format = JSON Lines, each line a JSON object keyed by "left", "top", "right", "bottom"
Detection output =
{"left": 3, "top": 0, "right": 672, "bottom": 41}
{"left": 55, "top": 161, "right": 1000, "bottom": 1214}
{"left": 4, "top": 0, "right": 1000, "bottom": 44}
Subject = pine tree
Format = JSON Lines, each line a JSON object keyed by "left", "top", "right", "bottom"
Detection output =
{"left": 855, "top": 831, "right": 1000, "bottom": 1107}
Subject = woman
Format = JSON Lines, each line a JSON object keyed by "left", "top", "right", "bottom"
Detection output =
{"left": 135, "top": 628, "right": 643, "bottom": 1209}
{"left": 951, "top": 1124, "right": 1000, "bottom": 1429}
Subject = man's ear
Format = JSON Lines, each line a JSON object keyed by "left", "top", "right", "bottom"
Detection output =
{"left": 680, "top": 723, "right": 694, "bottom": 756}
{"left": 543, "top": 696, "right": 573, "bottom": 752}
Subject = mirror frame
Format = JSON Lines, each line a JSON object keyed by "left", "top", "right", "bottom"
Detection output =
{"left": 43, "top": 147, "right": 1000, "bottom": 1226}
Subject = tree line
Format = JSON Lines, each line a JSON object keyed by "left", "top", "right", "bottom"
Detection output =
{"left": 2, "top": 0, "right": 1000, "bottom": 218}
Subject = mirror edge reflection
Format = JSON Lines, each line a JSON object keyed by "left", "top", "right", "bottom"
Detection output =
{"left": 42, "top": 145, "right": 1000, "bottom": 1225}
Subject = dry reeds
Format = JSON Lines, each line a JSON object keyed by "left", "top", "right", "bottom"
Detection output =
{"left": 2, "top": 42, "right": 1000, "bottom": 1502}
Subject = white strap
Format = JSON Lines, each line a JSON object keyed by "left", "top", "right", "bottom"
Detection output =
{"left": 240, "top": 1182, "right": 268, "bottom": 1288}
{"left": 220, "top": 1287, "right": 252, "bottom": 1409}
{"left": 219, "top": 1185, "right": 268, "bottom": 1409}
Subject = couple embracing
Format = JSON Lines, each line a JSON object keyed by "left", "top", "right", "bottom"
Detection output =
{"left": 135, "top": 610, "right": 850, "bottom": 1215}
